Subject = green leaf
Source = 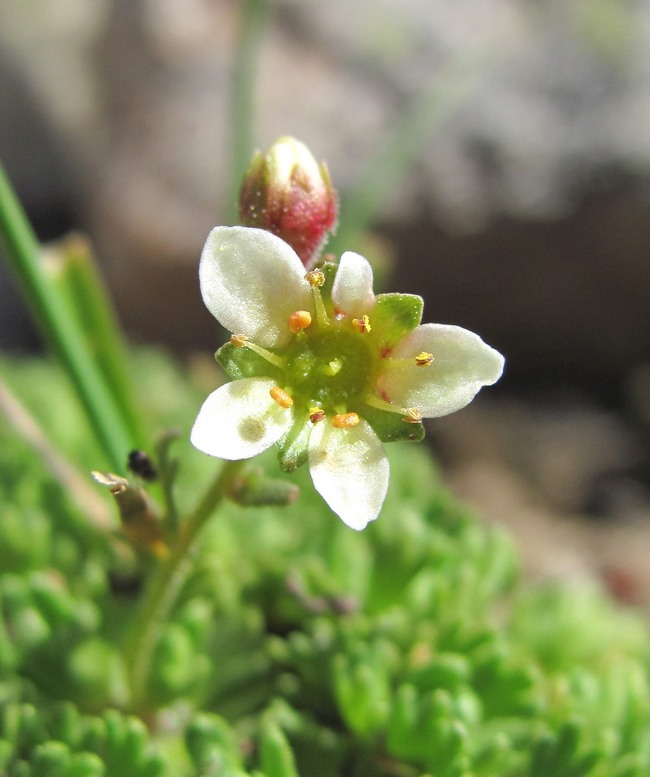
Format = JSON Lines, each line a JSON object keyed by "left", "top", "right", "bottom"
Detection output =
{"left": 360, "top": 403, "right": 425, "bottom": 444}
{"left": 66, "top": 753, "right": 105, "bottom": 777}
{"left": 333, "top": 644, "right": 392, "bottom": 736}
{"left": 260, "top": 720, "right": 298, "bottom": 777}
{"left": 32, "top": 741, "right": 70, "bottom": 775}
{"left": 185, "top": 713, "right": 243, "bottom": 772}
{"left": 370, "top": 294, "right": 423, "bottom": 350}
{"left": 216, "top": 343, "right": 279, "bottom": 382}
{"left": 276, "top": 418, "right": 311, "bottom": 473}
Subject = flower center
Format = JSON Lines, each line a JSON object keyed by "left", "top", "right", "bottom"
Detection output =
{"left": 285, "top": 328, "right": 373, "bottom": 412}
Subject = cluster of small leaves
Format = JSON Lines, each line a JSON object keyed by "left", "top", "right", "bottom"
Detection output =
{"left": 1, "top": 352, "right": 650, "bottom": 776}
{"left": 0, "top": 698, "right": 165, "bottom": 777}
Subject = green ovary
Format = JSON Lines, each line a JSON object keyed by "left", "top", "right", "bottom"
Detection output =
{"left": 284, "top": 329, "right": 374, "bottom": 411}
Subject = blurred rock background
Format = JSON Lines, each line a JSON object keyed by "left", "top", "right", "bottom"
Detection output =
{"left": 1, "top": 0, "right": 649, "bottom": 603}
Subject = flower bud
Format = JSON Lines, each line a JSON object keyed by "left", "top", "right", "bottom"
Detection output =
{"left": 238, "top": 136, "right": 338, "bottom": 268}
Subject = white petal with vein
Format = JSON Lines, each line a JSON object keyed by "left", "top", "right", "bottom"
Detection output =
{"left": 191, "top": 377, "right": 293, "bottom": 459}
{"left": 308, "top": 419, "right": 388, "bottom": 530}
{"left": 199, "top": 226, "right": 312, "bottom": 348}
{"left": 379, "top": 324, "right": 505, "bottom": 418}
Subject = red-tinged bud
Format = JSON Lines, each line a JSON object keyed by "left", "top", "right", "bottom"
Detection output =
{"left": 238, "top": 136, "right": 339, "bottom": 268}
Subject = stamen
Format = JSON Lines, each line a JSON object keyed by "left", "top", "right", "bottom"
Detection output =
{"left": 309, "top": 286, "right": 329, "bottom": 330}
{"left": 230, "top": 334, "right": 249, "bottom": 347}
{"left": 270, "top": 386, "right": 294, "bottom": 408}
{"left": 240, "top": 340, "right": 285, "bottom": 369}
{"left": 332, "top": 412, "right": 360, "bottom": 429}
{"left": 352, "top": 314, "right": 372, "bottom": 334}
{"left": 288, "top": 310, "right": 312, "bottom": 333}
{"left": 309, "top": 406, "right": 326, "bottom": 424}
{"left": 364, "top": 393, "right": 413, "bottom": 418}
{"left": 415, "top": 352, "right": 434, "bottom": 367}
{"left": 305, "top": 270, "right": 325, "bottom": 288}
{"left": 381, "top": 354, "right": 434, "bottom": 372}
{"left": 402, "top": 407, "right": 422, "bottom": 423}
{"left": 304, "top": 269, "right": 330, "bottom": 328}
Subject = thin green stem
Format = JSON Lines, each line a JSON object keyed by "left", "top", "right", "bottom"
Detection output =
{"left": 0, "top": 162, "right": 134, "bottom": 471}
{"left": 229, "top": 0, "right": 268, "bottom": 221}
{"left": 124, "top": 459, "right": 244, "bottom": 709}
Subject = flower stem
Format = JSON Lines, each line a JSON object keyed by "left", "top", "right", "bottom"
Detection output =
{"left": 124, "top": 459, "right": 244, "bottom": 710}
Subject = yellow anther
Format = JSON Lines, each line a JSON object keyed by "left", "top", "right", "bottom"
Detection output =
{"left": 288, "top": 309, "right": 312, "bottom": 333}
{"left": 309, "top": 406, "right": 326, "bottom": 424}
{"left": 415, "top": 351, "right": 434, "bottom": 367}
{"left": 305, "top": 269, "right": 325, "bottom": 288}
{"left": 332, "top": 412, "right": 360, "bottom": 429}
{"left": 352, "top": 314, "right": 372, "bottom": 334}
{"left": 402, "top": 407, "right": 423, "bottom": 423}
{"left": 270, "top": 386, "right": 294, "bottom": 408}
{"left": 230, "top": 334, "right": 249, "bottom": 347}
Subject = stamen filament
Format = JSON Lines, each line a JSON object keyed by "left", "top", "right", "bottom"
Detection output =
{"left": 243, "top": 341, "right": 285, "bottom": 369}
{"left": 311, "top": 285, "right": 330, "bottom": 330}
{"left": 364, "top": 392, "right": 412, "bottom": 417}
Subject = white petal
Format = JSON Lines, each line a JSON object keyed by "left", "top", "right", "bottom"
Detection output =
{"left": 308, "top": 419, "right": 389, "bottom": 530}
{"left": 199, "top": 226, "right": 312, "bottom": 348}
{"left": 331, "top": 251, "right": 376, "bottom": 317}
{"left": 191, "top": 377, "right": 293, "bottom": 460}
{"left": 378, "top": 324, "right": 505, "bottom": 418}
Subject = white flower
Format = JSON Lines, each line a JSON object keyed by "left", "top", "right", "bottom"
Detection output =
{"left": 191, "top": 226, "right": 504, "bottom": 530}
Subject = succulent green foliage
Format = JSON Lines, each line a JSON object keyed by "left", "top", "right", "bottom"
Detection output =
{"left": 0, "top": 702, "right": 165, "bottom": 777}
{"left": 2, "top": 351, "right": 650, "bottom": 776}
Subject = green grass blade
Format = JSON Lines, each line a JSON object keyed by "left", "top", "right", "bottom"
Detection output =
{"left": 43, "top": 233, "right": 149, "bottom": 447}
{"left": 0, "top": 161, "right": 135, "bottom": 471}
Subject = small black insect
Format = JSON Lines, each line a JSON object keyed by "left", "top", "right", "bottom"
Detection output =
{"left": 127, "top": 450, "right": 158, "bottom": 481}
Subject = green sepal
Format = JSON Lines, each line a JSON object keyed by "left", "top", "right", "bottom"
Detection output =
{"left": 215, "top": 342, "right": 279, "bottom": 382}
{"left": 276, "top": 417, "right": 311, "bottom": 473}
{"left": 360, "top": 403, "right": 425, "bottom": 444}
{"left": 371, "top": 293, "right": 423, "bottom": 350}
